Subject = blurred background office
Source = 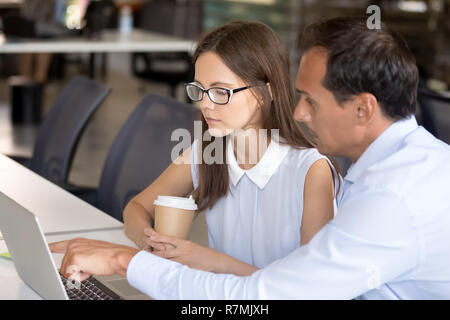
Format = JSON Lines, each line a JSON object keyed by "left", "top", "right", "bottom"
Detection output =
{"left": 0, "top": 0, "right": 449, "bottom": 231}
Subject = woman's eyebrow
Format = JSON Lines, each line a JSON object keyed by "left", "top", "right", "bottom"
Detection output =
{"left": 210, "top": 82, "right": 235, "bottom": 87}
{"left": 193, "top": 79, "right": 204, "bottom": 87}
{"left": 194, "top": 80, "right": 236, "bottom": 88}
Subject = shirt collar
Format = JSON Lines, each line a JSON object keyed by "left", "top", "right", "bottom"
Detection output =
{"left": 345, "top": 115, "right": 418, "bottom": 183}
{"left": 227, "top": 136, "right": 291, "bottom": 189}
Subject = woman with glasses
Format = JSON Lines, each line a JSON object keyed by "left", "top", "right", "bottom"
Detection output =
{"left": 122, "top": 21, "right": 338, "bottom": 276}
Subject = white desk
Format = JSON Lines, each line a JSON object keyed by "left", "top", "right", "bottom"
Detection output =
{"left": 0, "top": 153, "right": 123, "bottom": 238}
{"left": 0, "top": 229, "right": 137, "bottom": 300}
{"left": 0, "top": 29, "right": 195, "bottom": 54}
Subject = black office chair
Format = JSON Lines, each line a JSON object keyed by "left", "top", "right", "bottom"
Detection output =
{"left": 131, "top": 0, "right": 203, "bottom": 98}
{"left": 69, "top": 94, "right": 199, "bottom": 222}
{"left": 417, "top": 87, "right": 450, "bottom": 144}
{"left": 10, "top": 75, "right": 111, "bottom": 186}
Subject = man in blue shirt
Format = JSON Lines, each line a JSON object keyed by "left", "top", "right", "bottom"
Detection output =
{"left": 50, "top": 17, "right": 450, "bottom": 299}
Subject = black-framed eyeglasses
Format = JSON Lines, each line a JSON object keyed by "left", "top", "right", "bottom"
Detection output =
{"left": 184, "top": 82, "right": 256, "bottom": 105}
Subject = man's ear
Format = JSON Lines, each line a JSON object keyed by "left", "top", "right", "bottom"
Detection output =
{"left": 353, "top": 93, "right": 378, "bottom": 124}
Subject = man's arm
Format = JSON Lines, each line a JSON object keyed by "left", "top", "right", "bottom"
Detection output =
{"left": 51, "top": 190, "right": 419, "bottom": 299}
{"left": 127, "top": 190, "right": 420, "bottom": 299}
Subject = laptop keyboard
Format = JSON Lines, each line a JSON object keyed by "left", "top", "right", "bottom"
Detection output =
{"left": 60, "top": 274, "right": 123, "bottom": 300}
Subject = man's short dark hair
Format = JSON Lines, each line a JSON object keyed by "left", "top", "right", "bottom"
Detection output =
{"left": 298, "top": 17, "right": 418, "bottom": 120}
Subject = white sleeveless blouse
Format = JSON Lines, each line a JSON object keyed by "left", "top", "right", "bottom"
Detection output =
{"left": 191, "top": 138, "right": 336, "bottom": 268}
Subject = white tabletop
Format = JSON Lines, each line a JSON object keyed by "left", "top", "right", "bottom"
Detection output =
{"left": 0, "top": 229, "right": 136, "bottom": 300}
{"left": 0, "top": 153, "right": 123, "bottom": 238}
{"left": 0, "top": 28, "right": 196, "bottom": 53}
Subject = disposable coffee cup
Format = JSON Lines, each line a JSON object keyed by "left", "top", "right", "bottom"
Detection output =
{"left": 153, "top": 195, "right": 198, "bottom": 248}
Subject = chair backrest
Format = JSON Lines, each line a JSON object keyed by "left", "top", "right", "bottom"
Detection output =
{"left": 96, "top": 94, "right": 199, "bottom": 221}
{"left": 417, "top": 88, "right": 450, "bottom": 144}
{"left": 30, "top": 76, "right": 111, "bottom": 184}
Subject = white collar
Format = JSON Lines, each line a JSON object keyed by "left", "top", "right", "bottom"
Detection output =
{"left": 226, "top": 136, "right": 291, "bottom": 189}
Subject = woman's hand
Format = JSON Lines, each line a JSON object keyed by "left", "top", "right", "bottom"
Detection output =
{"left": 137, "top": 226, "right": 158, "bottom": 251}
{"left": 144, "top": 228, "right": 219, "bottom": 273}
{"left": 49, "top": 238, "right": 139, "bottom": 281}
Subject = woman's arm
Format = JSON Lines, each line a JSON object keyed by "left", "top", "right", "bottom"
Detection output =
{"left": 300, "top": 158, "right": 335, "bottom": 245}
{"left": 146, "top": 229, "right": 259, "bottom": 276}
{"left": 123, "top": 145, "right": 194, "bottom": 249}
{"left": 214, "top": 251, "right": 259, "bottom": 276}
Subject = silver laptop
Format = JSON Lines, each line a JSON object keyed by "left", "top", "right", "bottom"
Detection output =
{"left": 0, "top": 191, "right": 151, "bottom": 300}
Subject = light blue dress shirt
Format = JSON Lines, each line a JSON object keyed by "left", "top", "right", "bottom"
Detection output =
{"left": 127, "top": 116, "right": 450, "bottom": 299}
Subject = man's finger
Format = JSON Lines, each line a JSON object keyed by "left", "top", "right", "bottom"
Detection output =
{"left": 48, "top": 240, "right": 70, "bottom": 254}
{"left": 60, "top": 251, "right": 72, "bottom": 278}
{"left": 80, "top": 272, "right": 91, "bottom": 282}
{"left": 61, "top": 246, "right": 84, "bottom": 279}
{"left": 60, "top": 240, "right": 80, "bottom": 277}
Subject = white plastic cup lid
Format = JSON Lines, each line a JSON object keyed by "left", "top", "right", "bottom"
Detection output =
{"left": 154, "top": 195, "right": 198, "bottom": 211}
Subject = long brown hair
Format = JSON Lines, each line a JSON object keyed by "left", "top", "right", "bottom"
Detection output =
{"left": 192, "top": 21, "right": 335, "bottom": 211}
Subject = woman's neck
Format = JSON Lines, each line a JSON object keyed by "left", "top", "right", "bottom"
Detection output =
{"left": 232, "top": 128, "right": 271, "bottom": 170}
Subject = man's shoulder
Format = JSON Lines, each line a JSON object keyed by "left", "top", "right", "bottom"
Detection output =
{"left": 357, "top": 127, "right": 450, "bottom": 202}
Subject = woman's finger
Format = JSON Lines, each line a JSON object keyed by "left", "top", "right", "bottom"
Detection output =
{"left": 152, "top": 248, "right": 179, "bottom": 259}
{"left": 149, "top": 233, "right": 180, "bottom": 247}
{"left": 144, "top": 228, "right": 158, "bottom": 237}
{"left": 145, "top": 239, "right": 167, "bottom": 251}
{"left": 139, "top": 236, "right": 151, "bottom": 250}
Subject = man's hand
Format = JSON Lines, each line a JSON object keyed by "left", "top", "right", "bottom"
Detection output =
{"left": 49, "top": 238, "right": 139, "bottom": 281}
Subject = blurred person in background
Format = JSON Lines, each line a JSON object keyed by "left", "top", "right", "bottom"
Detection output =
{"left": 18, "top": 0, "right": 57, "bottom": 84}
